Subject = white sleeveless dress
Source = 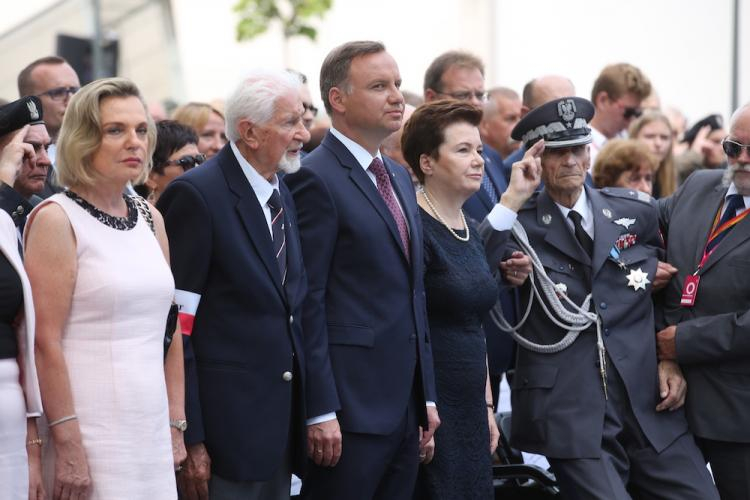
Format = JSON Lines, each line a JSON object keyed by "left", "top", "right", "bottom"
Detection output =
{"left": 36, "top": 193, "right": 176, "bottom": 499}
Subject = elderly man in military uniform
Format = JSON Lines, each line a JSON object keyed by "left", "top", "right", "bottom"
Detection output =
{"left": 480, "top": 97, "right": 718, "bottom": 499}
{"left": 0, "top": 96, "right": 52, "bottom": 234}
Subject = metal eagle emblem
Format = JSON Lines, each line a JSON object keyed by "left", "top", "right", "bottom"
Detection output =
{"left": 27, "top": 100, "right": 40, "bottom": 120}
{"left": 557, "top": 99, "right": 576, "bottom": 123}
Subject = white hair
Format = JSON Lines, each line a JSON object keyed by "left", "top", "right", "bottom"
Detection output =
{"left": 225, "top": 69, "right": 302, "bottom": 142}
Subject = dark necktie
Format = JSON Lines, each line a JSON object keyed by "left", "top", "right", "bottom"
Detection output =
{"left": 568, "top": 210, "right": 593, "bottom": 257}
{"left": 267, "top": 189, "right": 287, "bottom": 284}
{"left": 369, "top": 158, "right": 410, "bottom": 261}
{"left": 706, "top": 194, "right": 746, "bottom": 253}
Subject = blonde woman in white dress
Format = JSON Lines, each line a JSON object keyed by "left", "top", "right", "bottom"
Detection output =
{"left": 25, "top": 78, "right": 186, "bottom": 500}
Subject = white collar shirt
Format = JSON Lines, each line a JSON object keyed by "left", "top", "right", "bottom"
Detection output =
{"left": 230, "top": 141, "right": 278, "bottom": 237}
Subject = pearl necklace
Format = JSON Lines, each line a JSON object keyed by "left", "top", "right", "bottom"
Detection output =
{"left": 421, "top": 188, "right": 470, "bottom": 242}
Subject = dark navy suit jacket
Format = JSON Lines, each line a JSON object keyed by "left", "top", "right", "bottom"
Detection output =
{"left": 284, "top": 131, "right": 436, "bottom": 435}
{"left": 463, "top": 143, "right": 517, "bottom": 375}
{"left": 157, "top": 145, "right": 309, "bottom": 480}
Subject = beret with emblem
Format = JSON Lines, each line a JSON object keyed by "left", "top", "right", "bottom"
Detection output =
{"left": 511, "top": 96, "right": 595, "bottom": 149}
{"left": 0, "top": 96, "right": 45, "bottom": 139}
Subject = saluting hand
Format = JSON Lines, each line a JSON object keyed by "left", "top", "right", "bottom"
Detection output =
{"left": 500, "top": 139, "right": 544, "bottom": 212}
{"left": 0, "top": 125, "right": 33, "bottom": 186}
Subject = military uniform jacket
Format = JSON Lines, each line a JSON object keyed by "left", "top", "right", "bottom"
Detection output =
{"left": 482, "top": 186, "right": 688, "bottom": 459}
{"left": 656, "top": 169, "right": 750, "bottom": 443}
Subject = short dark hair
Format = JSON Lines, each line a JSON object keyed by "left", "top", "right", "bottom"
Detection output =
{"left": 319, "top": 40, "right": 385, "bottom": 114}
{"left": 423, "top": 51, "right": 484, "bottom": 94}
{"left": 401, "top": 99, "right": 482, "bottom": 184}
{"left": 592, "top": 138, "right": 657, "bottom": 188}
{"left": 152, "top": 120, "right": 198, "bottom": 175}
{"left": 18, "top": 56, "right": 69, "bottom": 96}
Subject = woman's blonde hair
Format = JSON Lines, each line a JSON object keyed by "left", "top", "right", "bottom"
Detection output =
{"left": 172, "top": 102, "right": 224, "bottom": 135}
{"left": 56, "top": 77, "right": 156, "bottom": 188}
{"left": 628, "top": 110, "right": 676, "bottom": 197}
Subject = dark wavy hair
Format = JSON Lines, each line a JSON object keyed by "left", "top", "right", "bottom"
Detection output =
{"left": 152, "top": 120, "right": 198, "bottom": 174}
{"left": 400, "top": 99, "right": 482, "bottom": 184}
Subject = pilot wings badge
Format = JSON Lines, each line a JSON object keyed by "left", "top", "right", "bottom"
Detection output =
{"left": 614, "top": 217, "right": 636, "bottom": 229}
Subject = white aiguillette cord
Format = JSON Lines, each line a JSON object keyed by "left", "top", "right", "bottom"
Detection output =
{"left": 489, "top": 220, "right": 608, "bottom": 398}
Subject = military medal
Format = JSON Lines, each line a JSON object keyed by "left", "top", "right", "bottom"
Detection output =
{"left": 542, "top": 214, "right": 552, "bottom": 225}
{"left": 626, "top": 268, "right": 650, "bottom": 291}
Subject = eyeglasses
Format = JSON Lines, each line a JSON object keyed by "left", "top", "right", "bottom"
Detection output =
{"left": 623, "top": 107, "right": 643, "bottom": 120}
{"left": 303, "top": 103, "right": 318, "bottom": 116}
{"left": 38, "top": 86, "right": 80, "bottom": 101}
{"left": 722, "top": 138, "right": 750, "bottom": 159}
{"left": 163, "top": 154, "right": 206, "bottom": 170}
{"left": 436, "top": 90, "right": 488, "bottom": 102}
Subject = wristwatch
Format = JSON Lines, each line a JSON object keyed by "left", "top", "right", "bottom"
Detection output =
{"left": 169, "top": 419, "right": 188, "bottom": 432}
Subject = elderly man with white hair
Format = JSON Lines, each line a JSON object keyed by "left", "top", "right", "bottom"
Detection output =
{"left": 157, "top": 68, "right": 312, "bottom": 500}
{"left": 656, "top": 102, "right": 750, "bottom": 500}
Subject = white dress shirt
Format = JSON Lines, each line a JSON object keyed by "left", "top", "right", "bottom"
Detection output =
{"left": 724, "top": 183, "right": 750, "bottom": 218}
{"left": 230, "top": 141, "right": 279, "bottom": 237}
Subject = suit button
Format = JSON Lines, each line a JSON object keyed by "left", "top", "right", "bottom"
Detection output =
{"left": 282, "top": 371, "right": 293, "bottom": 382}
{"left": 16, "top": 206, "right": 24, "bottom": 215}
{"left": 599, "top": 302, "right": 607, "bottom": 310}
{"left": 289, "top": 315, "right": 294, "bottom": 326}
{"left": 558, "top": 265, "right": 565, "bottom": 271}
{"left": 522, "top": 378, "right": 529, "bottom": 386}
{"left": 604, "top": 328, "right": 610, "bottom": 336}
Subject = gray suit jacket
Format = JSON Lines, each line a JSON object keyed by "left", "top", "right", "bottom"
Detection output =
{"left": 656, "top": 169, "right": 750, "bottom": 443}
{"left": 482, "top": 186, "right": 688, "bottom": 458}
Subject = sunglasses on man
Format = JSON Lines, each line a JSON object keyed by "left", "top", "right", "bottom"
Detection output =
{"left": 722, "top": 138, "right": 750, "bottom": 159}
{"left": 623, "top": 107, "right": 643, "bottom": 120}
{"left": 164, "top": 154, "right": 206, "bottom": 170}
{"left": 38, "top": 86, "right": 80, "bottom": 101}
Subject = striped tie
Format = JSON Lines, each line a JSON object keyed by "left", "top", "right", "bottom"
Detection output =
{"left": 268, "top": 189, "right": 287, "bottom": 284}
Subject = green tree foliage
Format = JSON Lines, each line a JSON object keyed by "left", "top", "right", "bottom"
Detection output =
{"left": 234, "top": 0, "right": 333, "bottom": 42}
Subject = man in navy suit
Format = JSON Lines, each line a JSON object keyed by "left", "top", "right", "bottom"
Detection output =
{"left": 157, "top": 69, "right": 311, "bottom": 500}
{"left": 284, "top": 41, "right": 439, "bottom": 500}
{"left": 423, "top": 50, "right": 522, "bottom": 405}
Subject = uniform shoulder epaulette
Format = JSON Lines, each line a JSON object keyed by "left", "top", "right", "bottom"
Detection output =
{"left": 599, "top": 187, "right": 653, "bottom": 205}
{"left": 519, "top": 191, "right": 541, "bottom": 211}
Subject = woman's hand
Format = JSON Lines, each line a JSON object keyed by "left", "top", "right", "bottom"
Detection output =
{"left": 27, "top": 442, "right": 45, "bottom": 500}
{"left": 53, "top": 439, "right": 91, "bottom": 500}
{"left": 171, "top": 427, "right": 187, "bottom": 471}
{"left": 488, "top": 407, "right": 500, "bottom": 455}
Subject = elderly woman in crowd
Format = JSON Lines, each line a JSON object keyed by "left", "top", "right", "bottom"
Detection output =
{"left": 24, "top": 77, "right": 185, "bottom": 499}
{"left": 629, "top": 110, "right": 677, "bottom": 198}
{"left": 401, "top": 100, "right": 501, "bottom": 499}
{"left": 138, "top": 120, "right": 204, "bottom": 203}
{"left": 592, "top": 138, "right": 658, "bottom": 196}
{"left": 0, "top": 120, "right": 44, "bottom": 499}
{"left": 172, "top": 102, "right": 227, "bottom": 160}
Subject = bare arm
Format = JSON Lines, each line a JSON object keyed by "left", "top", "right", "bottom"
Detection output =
{"left": 25, "top": 202, "right": 91, "bottom": 499}
{"left": 149, "top": 201, "right": 187, "bottom": 470}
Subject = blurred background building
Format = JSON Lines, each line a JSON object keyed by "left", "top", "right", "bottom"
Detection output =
{"left": 1, "top": 0, "right": 747, "bottom": 123}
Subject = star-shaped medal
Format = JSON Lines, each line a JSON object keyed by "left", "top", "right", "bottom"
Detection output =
{"left": 626, "top": 268, "right": 650, "bottom": 291}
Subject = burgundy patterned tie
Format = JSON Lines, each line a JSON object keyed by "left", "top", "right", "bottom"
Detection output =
{"left": 369, "top": 157, "right": 410, "bottom": 261}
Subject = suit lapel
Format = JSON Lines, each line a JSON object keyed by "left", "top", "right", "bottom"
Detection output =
{"left": 325, "top": 134, "right": 408, "bottom": 264}
{"left": 219, "top": 147, "right": 286, "bottom": 302}
{"left": 588, "top": 188, "right": 622, "bottom": 277}
{"left": 693, "top": 185, "right": 726, "bottom": 270}
{"left": 538, "top": 190, "right": 590, "bottom": 264}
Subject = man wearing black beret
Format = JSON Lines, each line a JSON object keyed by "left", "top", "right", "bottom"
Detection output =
{"left": 480, "top": 97, "right": 718, "bottom": 499}
{"left": 0, "top": 96, "right": 53, "bottom": 233}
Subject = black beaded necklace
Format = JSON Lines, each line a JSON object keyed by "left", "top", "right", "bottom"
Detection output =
{"left": 64, "top": 190, "right": 138, "bottom": 231}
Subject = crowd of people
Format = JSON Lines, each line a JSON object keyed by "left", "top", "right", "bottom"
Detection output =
{"left": 0, "top": 40, "right": 748, "bottom": 500}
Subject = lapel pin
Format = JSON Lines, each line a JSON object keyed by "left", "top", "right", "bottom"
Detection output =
{"left": 542, "top": 214, "right": 552, "bottom": 225}
{"left": 614, "top": 217, "right": 636, "bottom": 229}
{"left": 602, "top": 208, "right": 612, "bottom": 219}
